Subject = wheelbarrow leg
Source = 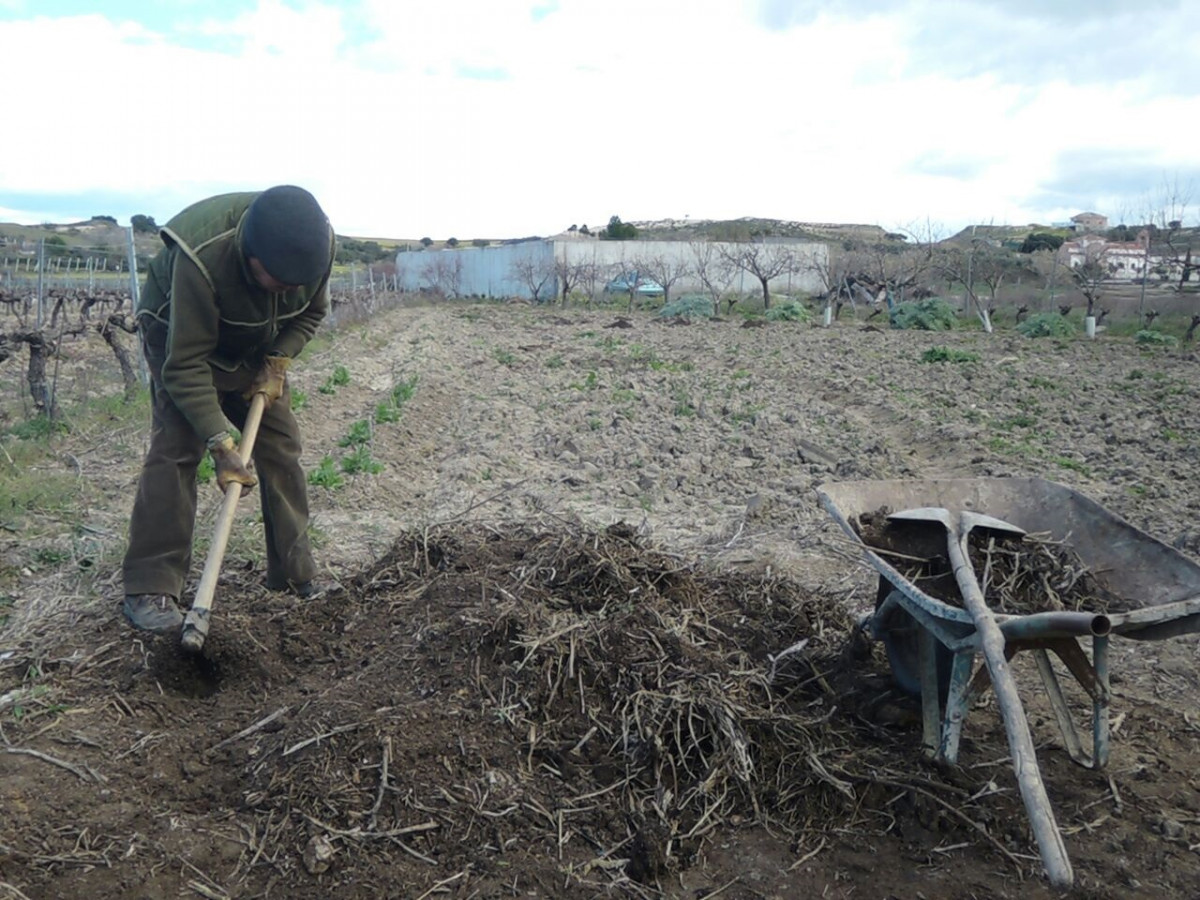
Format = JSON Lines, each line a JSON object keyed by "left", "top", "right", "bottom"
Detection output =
{"left": 1046, "top": 637, "right": 1112, "bottom": 771}
{"left": 918, "top": 628, "right": 941, "bottom": 756}
{"left": 1033, "top": 648, "right": 1092, "bottom": 767}
{"left": 939, "top": 649, "right": 977, "bottom": 764}
{"left": 1093, "top": 634, "right": 1111, "bottom": 769}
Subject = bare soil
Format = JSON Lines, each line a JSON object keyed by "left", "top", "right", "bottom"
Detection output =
{"left": 3, "top": 299, "right": 1200, "bottom": 900}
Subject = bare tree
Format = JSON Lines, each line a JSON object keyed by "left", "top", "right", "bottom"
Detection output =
{"left": 718, "top": 241, "right": 796, "bottom": 310}
{"left": 1140, "top": 175, "right": 1197, "bottom": 289}
{"left": 554, "top": 254, "right": 591, "bottom": 306}
{"left": 689, "top": 241, "right": 738, "bottom": 316}
{"left": 933, "top": 233, "right": 1025, "bottom": 334}
{"left": 578, "top": 254, "right": 604, "bottom": 305}
{"left": 808, "top": 243, "right": 873, "bottom": 321}
{"left": 842, "top": 222, "right": 941, "bottom": 314}
{"left": 509, "top": 255, "right": 555, "bottom": 304}
{"left": 634, "top": 252, "right": 692, "bottom": 307}
{"left": 1068, "top": 241, "right": 1111, "bottom": 318}
{"left": 427, "top": 253, "right": 464, "bottom": 299}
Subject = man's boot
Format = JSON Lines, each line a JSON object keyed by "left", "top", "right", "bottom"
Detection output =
{"left": 279, "top": 578, "right": 344, "bottom": 601}
{"left": 123, "top": 594, "right": 184, "bottom": 634}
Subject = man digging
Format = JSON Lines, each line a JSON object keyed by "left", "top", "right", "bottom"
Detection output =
{"left": 122, "top": 185, "right": 341, "bottom": 634}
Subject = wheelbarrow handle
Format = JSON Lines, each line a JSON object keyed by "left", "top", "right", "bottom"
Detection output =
{"left": 946, "top": 533, "right": 1074, "bottom": 887}
{"left": 180, "top": 392, "right": 267, "bottom": 653}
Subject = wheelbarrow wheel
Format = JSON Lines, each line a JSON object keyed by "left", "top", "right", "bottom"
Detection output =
{"left": 876, "top": 586, "right": 952, "bottom": 702}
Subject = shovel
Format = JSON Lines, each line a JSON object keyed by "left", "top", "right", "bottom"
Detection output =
{"left": 888, "top": 506, "right": 1073, "bottom": 888}
{"left": 180, "top": 391, "right": 266, "bottom": 654}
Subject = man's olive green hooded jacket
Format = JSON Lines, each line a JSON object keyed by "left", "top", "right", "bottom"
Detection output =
{"left": 136, "top": 192, "right": 334, "bottom": 443}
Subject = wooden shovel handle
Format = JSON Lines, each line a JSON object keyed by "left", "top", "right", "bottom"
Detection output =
{"left": 180, "top": 392, "right": 267, "bottom": 652}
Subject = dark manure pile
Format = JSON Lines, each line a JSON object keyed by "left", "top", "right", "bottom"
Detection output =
{"left": 855, "top": 508, "right": 1129, "bottom": 615}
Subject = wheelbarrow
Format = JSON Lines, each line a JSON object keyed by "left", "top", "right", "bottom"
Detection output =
{"left": 817, "top": 477, "right": 1200, "bottom": 887}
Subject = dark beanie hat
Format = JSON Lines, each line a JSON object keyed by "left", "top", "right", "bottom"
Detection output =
{"left": 241, "top": 185, "right": 332, "bottom": 285}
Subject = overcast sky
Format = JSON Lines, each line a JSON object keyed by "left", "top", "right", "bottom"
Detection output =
{"left": 1, "top": 0, "right": 1198, "bottom": 239}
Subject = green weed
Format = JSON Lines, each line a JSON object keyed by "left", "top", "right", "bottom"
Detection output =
{"left": 1135, "top": 330, "right": 1177, "bottom": 346}
{"left": 391, "top": 375, "right": 419, "bottom": 406}
{"left": 890, "top": 298, "right": 956, "bottom": 331}
{"left": 338, "top": 419, "right": 373, "bottom": 447}
{"left": 341, "top": 446, "right": 384, "bottom": 475}
{"left": 763, "top": 300, "right": 812, "bottom": 322}
{"left": 570, "top": 371, "right": 600, "bottom": 391}
{"left": 319, "top": 365, "right": 351, "bottom": 394}
{"left": 308, "top": 455, "right": 345, "bottom": 489}
{"left": 375, "top": 403, "right": 401, "bottom": 424}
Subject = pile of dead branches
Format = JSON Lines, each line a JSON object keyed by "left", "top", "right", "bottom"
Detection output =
{"left": 856, "top": 510, "right": 1126, "bottom": 614}
{"left": 216, "top": 521, "right": 975, "bottom": 891}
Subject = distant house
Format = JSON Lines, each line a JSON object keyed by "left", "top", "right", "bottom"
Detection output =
{"left": 1069, "top": 212, "right": 1108, "bottom": 233}
{"left": 1059, "top": 230, "right": 1151, "bottom": 281}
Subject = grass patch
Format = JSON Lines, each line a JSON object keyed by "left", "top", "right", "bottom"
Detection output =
{"left": 8, "top": 415, "right": 70, "bottom": 441}
{"left": 1052, "top": 457, "right": 1092, "bottom": 477}
{"left": 995, "top": 413, "right": 1037, "bottom": 431}
{"left": 920, "top": 346, "right": 979, "bottom": 364}
{"left": 1017, "top": 313, "right": 1075, "bottom": 338}
{"left": 569, "top": 371, "right": 600, "bottom": 391}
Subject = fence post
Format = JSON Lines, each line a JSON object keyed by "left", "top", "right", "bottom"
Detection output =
{"left": 126, "top": 226, "right": 149, "bottom": 385}
{"left": 36, "top": 238, "right": 45, "bottom": 328}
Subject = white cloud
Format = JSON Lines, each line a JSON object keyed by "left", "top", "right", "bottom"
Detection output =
{"left": 1, "top": 1, "right": 1197, "bottom": 237}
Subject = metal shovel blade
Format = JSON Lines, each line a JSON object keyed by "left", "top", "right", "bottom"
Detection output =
{"left": 888, "top": 507, "right": 1026, "bottom": 541}
{"left": 959, "top": 510, "right": 1026, "bottom": 540}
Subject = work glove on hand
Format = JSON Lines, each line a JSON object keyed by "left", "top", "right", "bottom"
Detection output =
{"left": 208, "top": 434, "right": 257, "bottom": 497}
{"left": 244, "top": 355, "right": 291, "bottom": 407}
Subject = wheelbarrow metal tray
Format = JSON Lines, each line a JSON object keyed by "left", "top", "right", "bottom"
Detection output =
{"left": 818, "top": 476, "right": 1200, "bottom": 641}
